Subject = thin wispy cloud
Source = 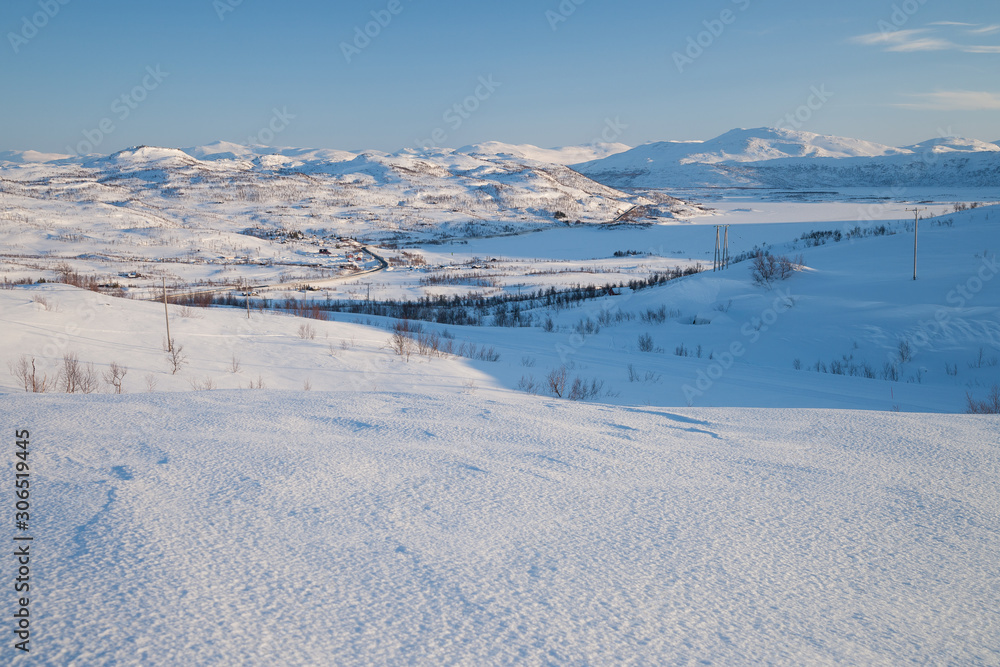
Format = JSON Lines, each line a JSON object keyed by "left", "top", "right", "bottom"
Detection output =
{"left": 896, "top": 90, "right": 1000, "bottom": 111}
{"left": 854, "top": 23, "right": 999, "bottom": 54}
{"left": 887, "top": 38, "right": 955, "bottom": 52}
{"left": 968, "top": 24, "right": 1000, "bottom": 35}
{"left": 853, "top": 29, "right": 929, "bottom": 46}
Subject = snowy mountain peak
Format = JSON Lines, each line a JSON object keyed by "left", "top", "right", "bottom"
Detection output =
{"left": 0, "top": 149, "right": 73, "bottom": 164}
{"left": 456, "top": 140, "right": 631, "bottom": 165}
{"left": 903, "top": 136, "right": 1000, "bottom": 154}
{"left": 96, "top": 145, "right": 201, "bottom": 168}
{"left": 180, "top": 142, "right": 358, "bottom": 164}
{"left": 572, "top": 127, "right": 1000, "bottom": 189}
{"left": 676, "top": 127, "right": 908, "bottom": 164}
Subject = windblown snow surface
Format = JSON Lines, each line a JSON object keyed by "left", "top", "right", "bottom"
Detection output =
{"left": 5, "top": 392, "right": 999, "bottom": 665}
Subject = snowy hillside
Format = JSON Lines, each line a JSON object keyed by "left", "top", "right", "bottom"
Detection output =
{"left": 2, "top": 205, "right": 997, "bottom": 411}
{"left": 2, "top": 187, "right": 999, "bottom": 665}
{"left": 574, "top": 127, "right": 1000, "bottom": 190}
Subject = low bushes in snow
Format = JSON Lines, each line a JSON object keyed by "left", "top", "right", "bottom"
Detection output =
{"left": 750, "top": 252, "right": 803, "bottom": 288}
{"left": 966, "top": 385, "right": 1000, "bottom": 414}
{"left": 543, "top": 365, "right": 606, "bottom": 400}
{"left": 8, "top": 355, "right": 51, "bottom": 393}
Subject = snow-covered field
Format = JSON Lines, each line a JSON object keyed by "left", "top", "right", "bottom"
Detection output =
{"left": 2, "top": 132, "right": 999, "bottom": 664}
{"left": 5, "top": 392, "right": 999, "bottom": 664}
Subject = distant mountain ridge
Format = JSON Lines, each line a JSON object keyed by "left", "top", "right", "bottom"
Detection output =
{"left": 4, "top": 129, "right": 998, "bottom": 191}
{"left": 0, "top": 138, "right": 707, "bottom": 247}
{"left": 572, "top": 127, "right": 1000, "bottom": 189}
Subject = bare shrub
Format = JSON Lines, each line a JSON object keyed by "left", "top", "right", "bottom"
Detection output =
{"left": 638, "top": 333, "right": 663, "bottom": 353}
{"left": 751, "top": 252, "right": 802, "bottom": 287}
{"left": 898, "top": 340, "right": 913, "bottom": 364}
{"left": 968, "top": 347, "right": 999, "bottom": 369}
{"left": 517, "top": 374, "right": 539, "bottom": 394}
{"left": 103, "top": 362, "right": 128, "bottom": 394}
{"left": 230, "top": 354, "right": 242, "bottom": 373}
{"left": 303, "top": 378, "right": 312, "bottom": 391}
{"left": 476, "top": 346, "right": 501, "bottom": 362}
{"left": 61, "top": 352, "right": 99, "bottom": 394}
{"left": 597, "top": 309, "right": 634, "bottom": 326}
{"left": 627, "top": 363, "right": 660, "bottom": 383}
{"left": 547, "top": 366, "right": 568, "bottom": 398}
{"left": 568, "top": 377, "right": 604, "bottom": 401}
{"left": 144, "top": 373, "right": 158, "bottom": 392}
{"left": 248, "top": 375, "right": 266, "bottom": 389}
{"left": 9, "top": 355, "right": 50, "bottom": 393}
{"left": 188, "top": 376, "right": 216, "bottom": 391}
{"left": 966, "top": 385, "right": 1000, "bottom": 414}
{"left": 574, "top": 317, "right": 600, "bottom": 336}
{"left": 33, "top": 295, "right": 56, "bottom": 311}
{"left": 388, "top": 320, "right": 414, "bottom": 361}
{"left": 166, "top": 340, "right": 186, "bottom": 375}
{"left": 416, "top": 331, "right": 442, "bottom": 357}
{"left": 641, "top": 306, "right": 668, "bottom": 324}
{"left": 297, "top": 323, "right": 316, "bottom": 340}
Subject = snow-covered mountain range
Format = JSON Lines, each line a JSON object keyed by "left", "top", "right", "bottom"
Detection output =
{"left": 573, "top": 127, "right": 1000, "bottom": 189}
{"left": 0, "top": 142, "right": 705, "bottom": 258}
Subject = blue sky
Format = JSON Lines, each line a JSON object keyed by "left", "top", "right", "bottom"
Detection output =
{"left": 1, "top": 0, "right": 997, "bottom": 154}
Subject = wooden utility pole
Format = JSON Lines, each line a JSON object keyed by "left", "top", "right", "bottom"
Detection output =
{"left": 723, "top": 225, "right": 730, "bottom": 269}
{"left": 714, "top": 225, "right": 730, "bottom": 271}
{"left": 162, "top": 277, "right": 172, "bottom": 352}
{"left": 244, "top": 280, "right": 251, "bottom": 319}
{"left": 906, "top": 208, "right": 925, "bottom": 280}
{"left": 714, "top": 227, "right": 720, "bottom": 271}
